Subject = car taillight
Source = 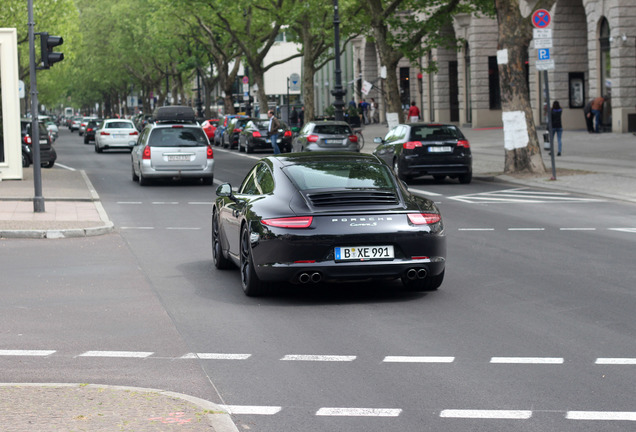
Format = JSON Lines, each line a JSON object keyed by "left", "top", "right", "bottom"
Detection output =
{"left": 403, "top": 141, "right": 423, "bottom": 150}
{"left": 24, "top": 135, "right": 32, "bottom": 145}
{"left": 233, "top": 128, "right": 242, "bottom": 133}
{"left": 348, "top": 135, "right": 358, "bottom": 143}
{"left": 457, "top": 139, "right": 470, "bottom": 148}
{"left": 100, "top": 131, "right": 110, "bottom": 136}
{"left": 87, "top": 128, "right": 93, "bottom": 132}
{"left": 407, "top": 213, "right": 441, "bottom": 225}
{"left": 172, "top": 125, "right": 183, "bottom": 128}
{"left": 261, "top": 216, "right": 313, "bottom": 228}
{"left": 129, "top": 131, "right": 139, "bottom": 136}
{"left": 252, "top": 131, "right": 262, "bottom": 138}
{"left": 207, "top": 145, "right": 214, "bottom": 159}
{"left": 284, "top": 130, "right": 292, "bottom": 138}
{"left": 307, "top": 135, "right": 319, "bottom": 142}
{"left": 142, "top": 146, "right": 151, "bottom": 159}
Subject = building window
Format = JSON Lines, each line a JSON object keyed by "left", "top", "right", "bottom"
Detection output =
{"left": 488, "top": 56, "right": 501, "bottom": 110}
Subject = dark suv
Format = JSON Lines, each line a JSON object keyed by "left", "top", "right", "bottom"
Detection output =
{"left": 21, "top": 119, "right": 57, "bottom": 168}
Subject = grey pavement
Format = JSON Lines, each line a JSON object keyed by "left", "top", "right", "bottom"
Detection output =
{"left": 1, "top": 123, "right": 634, "bottom": 430}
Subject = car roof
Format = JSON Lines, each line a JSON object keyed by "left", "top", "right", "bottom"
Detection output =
{"left": 269, "top": 152, "right": 381, "bottom": 167}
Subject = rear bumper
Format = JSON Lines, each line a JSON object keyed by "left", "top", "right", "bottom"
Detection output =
{"left": 140, "top": 160, "right": 214, "bottom": 179}
{"left": 402, "top": 155, "right": 472, "bottom": 177}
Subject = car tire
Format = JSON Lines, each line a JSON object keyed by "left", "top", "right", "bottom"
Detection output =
{"left": 22, "top": 153, "right": 30, "bottom": 168}
{"left": 43, "top": 160, "right": 55, "bottom": 168}
{"left": 245, "top": 140, "right": 253, "bottom": 154}
{"left": 240, "top": 225, "right": 266, "bottom": 297}
{"left": 212, "top": 210, "right": 233, "bottom": 270}
{"left": 84, "top": 136, "right": 89, "bottom": 144}
{"left": 202, "top": 177, "right": 214, "bottom": 185}
{"left": 458, "top": 171, "right": 472, "bottom": 184}
{"left": 95, "top": 143, "right": 103, "bottom": 153}
{"left": 393, "top": 158, "right": 409, "bottom": 181}
{"left": 131, "top": 164, "right": 139, "bottom": 182}
{"left": 138, "top": 171, "right": 150, "bottom": 186}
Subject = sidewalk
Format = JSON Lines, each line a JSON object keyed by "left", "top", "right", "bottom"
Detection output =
{"left": 0, "top": 167, "right": 113, "bottom": 238}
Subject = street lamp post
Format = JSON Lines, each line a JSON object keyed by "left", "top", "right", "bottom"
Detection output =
{"left": 331, "top": 0, "right": 346, "bottom": 121}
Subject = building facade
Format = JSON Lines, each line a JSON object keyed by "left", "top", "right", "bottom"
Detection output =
{"left": 351, "top": 0, "right": 636, "bottom": 132}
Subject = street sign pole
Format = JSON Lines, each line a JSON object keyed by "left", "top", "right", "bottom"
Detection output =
{"left": 543, "top": 70, "right": 557, "bottom": 180}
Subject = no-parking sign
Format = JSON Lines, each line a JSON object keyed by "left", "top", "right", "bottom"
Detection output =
{"left": 532, "top": 9, "right": 551, "bottom": 29}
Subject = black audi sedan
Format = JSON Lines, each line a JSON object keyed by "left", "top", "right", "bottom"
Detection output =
{"left": 212, "top": 152, "right": 446, "bottom": 296}
{"left": 373, "top": 123, "right": 472, "bottom": 184}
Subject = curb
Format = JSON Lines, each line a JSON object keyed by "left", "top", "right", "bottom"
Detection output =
{"left": 0, "top": 383, "right": 239, "bottom": 432}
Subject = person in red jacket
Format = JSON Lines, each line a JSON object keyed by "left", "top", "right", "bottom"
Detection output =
{"left": 408, "top": 101, "right": 420, "bottom": 123}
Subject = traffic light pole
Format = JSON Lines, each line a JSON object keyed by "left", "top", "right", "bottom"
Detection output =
{"left": 28, "top": 0, "right": 45, "bottom": 212}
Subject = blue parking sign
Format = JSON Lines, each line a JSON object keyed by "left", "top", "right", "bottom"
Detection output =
{"left": 538, "top": 48, "right": 550, "bottom": 60}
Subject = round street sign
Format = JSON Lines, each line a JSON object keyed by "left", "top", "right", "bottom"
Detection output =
{"left": 532, "top": 9, "right": 551, "bottom": 29}
{"left": 242, "top": 76, "right": 249, "bottom": 84}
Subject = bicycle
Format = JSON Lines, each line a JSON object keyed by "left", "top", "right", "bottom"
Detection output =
{"left": 353, "top": 128, "right": 365, "bottom": 150}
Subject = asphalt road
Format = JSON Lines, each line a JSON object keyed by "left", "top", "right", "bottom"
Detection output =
{"left": 2, "top": 129, "right": 635, "bottom": 431}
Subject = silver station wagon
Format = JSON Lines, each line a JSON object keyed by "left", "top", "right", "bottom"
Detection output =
{"left": 131, "top": 106, "right": 214, "bottom": 186}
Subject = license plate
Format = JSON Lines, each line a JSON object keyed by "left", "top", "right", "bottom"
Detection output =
{"left": 326, "top": 139, "right": 342, "bottom": 144}
{"left": 167, "top": 155, "right": 190, "bottom": 161}
{"left": 114, "top": 134, "right": 125, "bottom": 139}
{"left": 335, "top": 245, "right": 394, "bottom": 261}
{"left": 428, "top": 146, "right": 452, "bottom": 152}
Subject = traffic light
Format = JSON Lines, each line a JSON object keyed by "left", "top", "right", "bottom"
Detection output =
{"left": 39, "top": 32, "right": 64, "bottom": 69}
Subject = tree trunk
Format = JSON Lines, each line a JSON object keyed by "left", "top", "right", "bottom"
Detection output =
{"left": 496, "top": 0, "right": 548, "bottom": 174}
{"left": 302, "top": 44, "right": 316, "bottom": 122}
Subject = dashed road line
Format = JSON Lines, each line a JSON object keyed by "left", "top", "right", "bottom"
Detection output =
{"left": 316, "top": 408, "right": 402, "bottom": 417}
{"left": 490, "top": 357, "right": 564, "bottom": 364}
{"left": 566, "top": 411, "right": 636, "bottom": 421}
{"left": 383, "top": 356, "right": 455, "bottom": 363}
{"left": 0, "top": 350, "right": 56, "bottom": 356}
{"left": 180, "top": 353, "right": 251, "bottom": 360}
{"left": 440, "top": 409, "right": 533, "bottom": 419}
{"left": 595, "top": 358, "right": 636, "bottom": 365}
{"left": 78, "top": 351, "right": 154, "bottom": 358}
{"left": 281, "top": 354, "right": 356, "bottom": 362}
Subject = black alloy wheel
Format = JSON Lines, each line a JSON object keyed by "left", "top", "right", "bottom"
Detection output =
{"left": 212, "top": 210, "right": 232, "bottom": 269}
{"left": 240, "top": 225, "right": 265, "bottom": 296}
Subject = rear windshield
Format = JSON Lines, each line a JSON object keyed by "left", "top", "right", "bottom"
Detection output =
{"left": 283, "top": 161, "right": 395, "bottom": 191}
{"left": 410, "top": 125, "right": 462, "bottom": 141}
{"left": 313, "top": 124, "right": 352, "bottom": 135}
{"left": 149, "top": 127, "right": 208, "bottom": 147}
{"left": 105, "top": 121, "right": 135, "bottom": 129}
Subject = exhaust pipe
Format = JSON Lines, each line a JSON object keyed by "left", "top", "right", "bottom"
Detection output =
{"left": 406, "top": 268, "right": 418, "bottom": 280}
{"left": 417, "top": 269, "right": 428, "bottom": 279}
{"left": 298, "top": 273, "right": 310, "bottom": 284}
{"left": 310, "top": 272, "right": 322, "bottom": 283}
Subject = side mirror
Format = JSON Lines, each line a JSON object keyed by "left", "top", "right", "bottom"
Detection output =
{"left": 374, "top": 137, "right": 384, "bottom": 144}
{"left": 216, "top": 183, "right": 233, "bottom": 198}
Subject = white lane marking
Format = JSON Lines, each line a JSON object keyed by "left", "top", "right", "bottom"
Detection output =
{"left": 383, "top": 356, "right": 455, "bottom": 363}
{"left": 0, "top": 350, "right": 56, "bottom": 356}
{"left": 316, "top": 408, "right": 402, "bottom": 417}
{"left": 490, "top": 357, "right": 563, "bottom": 364}
{"left": 117, "top": 201, "right": 142, "bottom": 205}
{"left": 458, "top": 228, "right": 495, "bottom": 231}
{"left": 449, "top": 187, "right": 604, "bottom": 204}
{"left": 78, "top": 351, "right": 153, "bottom": 358}
{"left": 187, "top": 202, "right": 214, "bottom": 205}
{"left": 281, "top": 355, "right": 356, "bottom": 362}
{"left": 180, "top": 353, "right": 251, "bottom": 360}
{"left": 609, "top": 228, "right": 636, "bottom": 233}
{"left": 508, "top": 228, "right": 545, "bottom": 231}
{"left": 440, "top": 409, "right": 532, "bottom": 419}
{"left": 120, "top": 227, "right": 155, "bottom": 230}
{"left": 560, "top": 227, "right": 596, "bottom": 231}
{"left": 408, "top": 188, "right": 443, "bottom": 197}
{"left": 595, "top": 358, "right": 636, "bottom": 365}
{"left": 165, "top": 227, "right": 201, "bottom": 230}
{"left": 566, "top": 411, "right": 636, "bottom": 421}
{"left": 54, "top": 163, "right": 76, "bottom": 171}
{"left": 151, "top": 202, "right": 179, "bottom": 205}
{"left": 222, "top": 405, "right": 282, "bottom": 415}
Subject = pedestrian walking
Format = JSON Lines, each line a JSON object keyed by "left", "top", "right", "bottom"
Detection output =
{"left": 370, "top": 98, "right": 379, "bottom": 123}
{"left": 289, "top": 106, "right": 298, "bottom": 128}
{"left": 583, "top": 99, "right": 594, "bottom": 133}
{"left": 550, "top": 101, "right": 563, "bottom": 156}
{"left": 591, "top": 95, "right": 605, "bottom": 133}
{"left": 408, "top": 101, "right": 420, "bottom": 123}
{"left": 267, "top": 109, "right": 281, "bottom": 154}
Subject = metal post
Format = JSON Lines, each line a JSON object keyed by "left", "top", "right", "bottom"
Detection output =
{"left": 28, "top": 0, "right": 44, "bottom": 212}
{"left": 287, "top": 77, "right": 290, "bottom": 124}
{"left": 543, "top": 70, "right": 556, "bottom": 180}
{"left": 331, "top": 0, "right": 346, "bottom": 121}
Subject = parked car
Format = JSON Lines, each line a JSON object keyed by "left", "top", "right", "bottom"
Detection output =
{"left": 212, "top": 152, "right": 445, "bottom": 296}
{"left": 291, "top": 121, "right": 360, "bottom": 153}
{"left": 83, "top": 119, "right": 103, "bottom": 144}
{"left": 237, "top": 119, "right": 293, "bottom": 153}
{"left": 222, "top": 117, "right": 256, "bottom": 149}
{"left": 94, "top": 119, "right": 139, "bottom": 153}
{"left": 20, "top": 119, "right": 57, "bottom": 168}
{"left": 373, "top": 123, "right": 472, "bottom": 184}
{"left": 214, "top": 114, "right": 247, "bottom": 146}
{"left": 201, "top": 118, "right": 220, "bottom": 140}
{"left": 45, "top": 121, "right": 59, "bottom": 141}
{"left": 131, "top": 106, "right": 214, "bottom": 186}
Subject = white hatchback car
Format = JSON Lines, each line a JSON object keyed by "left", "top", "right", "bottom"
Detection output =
{"left": 95, "top": 119, "right": 139, "bottom": 153}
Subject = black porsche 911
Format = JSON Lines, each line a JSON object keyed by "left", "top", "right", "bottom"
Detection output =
{"left": 212, "top": 152, "right": 446, "bottom": 296}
